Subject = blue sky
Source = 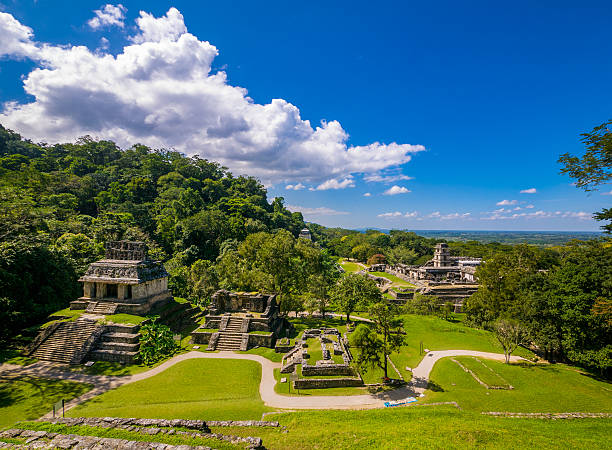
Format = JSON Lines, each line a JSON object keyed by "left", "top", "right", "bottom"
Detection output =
{"left": 0, "top": 1, "right": 611, "bottom": 231}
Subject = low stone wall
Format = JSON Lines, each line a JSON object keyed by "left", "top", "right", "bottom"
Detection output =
{"left": 294, "top": 377, "right": 363, "bottom": 389}
{"left": 249, "top": 318, "right": 272, "bottom": 332}
{"left": 275, "top": 342, "right": 293, "bottom": 353}
{"left": 0, "top": 429, "right": 215, "bottom": 449}
{"left": 301, "top": 363, "right": 355, "bottom": 377}
{"left": 247, "top": 333, "right": 274, "bottom": 348}
{"left": 191, "top": 331, "right": 213, "bottom": 345}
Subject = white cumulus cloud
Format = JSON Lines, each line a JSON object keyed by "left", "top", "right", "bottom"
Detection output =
{"left": 363, "top": 192, "right": 371, "bottom": 197}
{"left": 383, "top": 185, "right": 411, "bottom": 195}
{"left": 285, "top": 183, "right": 305, "bottom": 191}
{"left": 520, "top": 188, "right": 537, "bottom": 194}
{"left": 496, "top": 199, "right": 518, "bottom": 206}
{"left": 287, "top": 205, "right": 349, "bottom": 216}
{"left": 364, "top": 173, "right": 413, "bottom": 183}
{"left": 0, "top": 8, "right": 425, "bottom": 185}
{"left": 88, "top": 4, "right": 127, "bottom": 30}
{"left": 602, "top": 190, "right": 612, "bottom": 196}
{"left": 378, "top": 211, "right": 403, "bottom": 218}
{"left": 312, "top": 178, "right": 355, "bottom": 191}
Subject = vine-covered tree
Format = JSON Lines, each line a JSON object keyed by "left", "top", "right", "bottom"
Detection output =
{"left": 559, "top": 119, "right": 612, "bottom": 233}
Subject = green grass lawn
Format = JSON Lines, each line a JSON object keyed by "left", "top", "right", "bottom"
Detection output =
{"left": 387, "top": 314, "right": 533, "bottom": 381}
{"left": 454, "top": 356, "right": 511, "bottom": 388}
{"left": 370, "top": 271, "right": 415, "bottom": 288}
{"left": 102, "top": 313, "right": 148, "bottom": 325}
{"left": 425, "top": 358, "right": 612, "bottom": 413}
{"left": 339, "top": 260, "right": 363, "bottom": 273}
{"left": 0, "top": 377, "right": 92, "bottom": 428}
{"left": 207, "top": 407, "right": 612, "bottom": 449}
{"left": 241, "top": 346, "right": 284, "bottom": 362}
{"left": 68, "top": 359, "right": 272, "bottom": 420}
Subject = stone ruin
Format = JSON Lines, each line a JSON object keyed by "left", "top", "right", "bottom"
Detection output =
{"left": 28, "top": 241, "right": 174, "bottom": 366}
{"left": 280, "top": 327, "right": 363, "bottom": 389}
{"left": 71, "top": 240, "right": 172, "bottom": 315}
{"left": 191, "top": 290, "right": 292, "bottom": 351}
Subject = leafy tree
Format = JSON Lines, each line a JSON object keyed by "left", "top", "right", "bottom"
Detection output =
{"left": 442, "top": 301, "right": 454, "bottom": 320}
{"left": 330, "top": 273, "right": 381, "bottom": 322}
{"left": 559, "top": 119, "right": 612, "bottom": 233}
{"left": 136, "top": 316, "right": 178, "bottom": 365}
{"left": 188, "top": 259, "right": 219, "bottom": 306}
{"left": 494, "top": 318, "right": 529, "bottom": 364}
{"left": 351, "top": 243, "right": 377, "bottom": 262}
{"left": 352, "top": 302, "right": 405, "bottom": 379}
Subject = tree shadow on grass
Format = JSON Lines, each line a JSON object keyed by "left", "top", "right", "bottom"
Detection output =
{"left": 427, "top": 380, "right": 445, "bottom": 392}
{"left": 0, "top": 376, "right": 91, "bottom": 420}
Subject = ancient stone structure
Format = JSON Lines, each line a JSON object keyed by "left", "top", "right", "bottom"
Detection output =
{"left": 298, "top": 227, "right": 312, "bottom": 240}
{"left": 281, "top": 328, "right": 363, "bottom": 389}
{"left": 71, "top": 240, "right": 172, "bottom": 315}
{"left": 395, "top": 243, "right": 482, "bottom": 283}
{"left": 191, "top": 290, "right": 291, "bottom": 351}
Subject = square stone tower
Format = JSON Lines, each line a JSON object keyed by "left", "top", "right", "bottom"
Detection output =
{"left": 72, "top": 241, "right": 172, "bottom": 315}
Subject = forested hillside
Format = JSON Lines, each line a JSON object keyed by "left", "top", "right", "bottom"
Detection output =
{"left": 0, "top": 125, "right": 306, "bottom": 337}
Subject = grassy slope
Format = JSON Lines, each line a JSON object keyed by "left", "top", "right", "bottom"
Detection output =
{"left": 426, "top": 358, "right": 612, "bottom": 413}
{"left": 209, "top": 408, "right": 612, "bottom": 449}
{"left": 0, "top": 377, "right": 92, "bottom": 428}
{"left": 370, "top": 271, "right": 415, "bottom": 288}
{"left": 68, "top": 359, "right": 272, "bottom": 420}
{"left": 339, "top": 260, "right": 363, "bottom": 273}
{"left": 389, "top": 314, "right": 533, "bottom": 379}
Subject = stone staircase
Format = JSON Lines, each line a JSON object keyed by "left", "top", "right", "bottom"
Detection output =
{"left": 89, "top": 324, "right": 140, "bottom": 364}
{"left": 85, "top": 301, "right": 118, "bottom": 315}
{"left": 214, "top": 317, "right": 244, "bottom": 351}
{"left": 32, "top": 319, "right": 99, "bottom": 364}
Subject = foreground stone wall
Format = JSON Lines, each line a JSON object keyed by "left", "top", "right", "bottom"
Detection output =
{"left": 294, "top": 377, "right": 363, "bottom": 389}
{"left": 247, "top": 333, "right": 274, "bottom": 348}
{"left": 301, "top": 363, "right": 356, "bottom": 377}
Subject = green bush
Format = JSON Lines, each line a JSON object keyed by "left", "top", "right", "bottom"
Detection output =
{"left": 136, "top": 316, "right": 178, "bottom": 365}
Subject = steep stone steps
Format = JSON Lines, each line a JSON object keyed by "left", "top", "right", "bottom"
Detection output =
{"left": 89, "top": 323, "right": 141, "bottom": 364}
{"left": 32, "top": 319, "right": 98, "bottom": 364}
{"left": 215, "top": 332, "right": 243, "bottom": 351}
{"left": 85, "top": 301, "right": 118, "bottom": 315}
{"left": 101, "top": 332, "right": 139, "bottom": 344}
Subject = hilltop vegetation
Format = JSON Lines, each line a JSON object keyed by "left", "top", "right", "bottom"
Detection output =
{"left": 0, "top": 125, "right": 305, "bottom": 337}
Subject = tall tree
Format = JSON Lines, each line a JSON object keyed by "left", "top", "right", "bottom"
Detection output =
{"left": 352, "top": 302, "right": 405, "bottom": 379}
{"left": 559, "top": 119, "right": 612, "bottom": 233}
{"left": 330, "top": 273, "right": 381, "bottom": 322}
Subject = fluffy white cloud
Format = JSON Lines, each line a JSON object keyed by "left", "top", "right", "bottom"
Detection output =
{"left": 482, "top": 210, "right": 592, "bottom": 221}
{"left": 377, "top": 210, "right": 419, "bottom": 219}
{"left": 287, "top": 205, "right": 349, "bottom": 216}
{"left": 383, "top": 185, "right": 411, "bottom": 195}
{"left": 0, "top": 8, "right": 425, "bottom": 185}
{"left": 285, "top": 183, "right": 305, "bottom": 191}
{"left": 526, "top": 204, "right": 535, "bottom": 209}
{"left": 602, "top": 190, "right": 612, "bottom": 196}
{"left": 428, "top": 211, "right": 471, "bottom": 220}
{"left": 496, "top": 199, "right": 518, "bottom": 206}
{"left": 0, "top": 12, "right": 36, "bottom": 58}
{"left": 88, "top": 4, "right": 127, "bottom": 30}
{"left": 364, "top": 173, "right": 413, "bottom": 183}
{"left": 313, "top": 178, "right": 355, "bottom": 190}
{"left": 363, "top": 192, "right": 372, "bottom": 197}
{"left": 520, "top": 188, "right": 537, "bottom": 194}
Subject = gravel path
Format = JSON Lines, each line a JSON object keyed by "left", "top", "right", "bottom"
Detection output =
{"left": 0, "top": 349, "right": 524, "bottom": 415}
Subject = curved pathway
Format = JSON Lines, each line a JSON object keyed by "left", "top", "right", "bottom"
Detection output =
{"left": 1, "top": 349, "right": 524, "bottom": 415}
